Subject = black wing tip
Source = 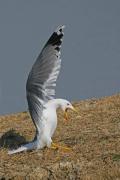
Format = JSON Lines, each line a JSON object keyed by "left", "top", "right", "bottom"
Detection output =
{"left": 46, "top": 25, "right": 65, "bottom": 48}
{"left": 55, "top": 25, "right": 65, "bottom": 35}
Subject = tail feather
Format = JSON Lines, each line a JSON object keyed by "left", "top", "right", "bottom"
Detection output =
{"left": 8, "top": 141, "right": 37, "bottom": 155}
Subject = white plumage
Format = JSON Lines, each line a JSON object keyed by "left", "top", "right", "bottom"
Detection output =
{"left": 8, "top": 25, "right": 74, "bottom": 155}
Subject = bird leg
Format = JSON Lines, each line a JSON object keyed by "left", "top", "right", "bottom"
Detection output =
{"left": 51, "top": 142, "right": 72, "bottom": 152}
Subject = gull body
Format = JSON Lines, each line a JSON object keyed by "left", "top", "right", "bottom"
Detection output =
{"left": 9, "top": 99, "right": 73, "bottom": 154}
{"left": 8, "top": 25, "right": 74, "bottom": 155}
{"left": 37, "top": 99, "right": 73, "bottom": 149}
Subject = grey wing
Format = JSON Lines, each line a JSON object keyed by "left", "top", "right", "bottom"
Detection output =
{"left": 26, "top": 25, "right": 65, "bottom": 131}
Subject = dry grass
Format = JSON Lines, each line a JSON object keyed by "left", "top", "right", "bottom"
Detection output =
{"left": 0, "top": 94, "right": 120, "bottom": 179}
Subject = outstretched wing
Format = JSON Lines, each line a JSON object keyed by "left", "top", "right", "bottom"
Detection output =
{"left": 26, "top": 25, "right": 65, "bottom": 131}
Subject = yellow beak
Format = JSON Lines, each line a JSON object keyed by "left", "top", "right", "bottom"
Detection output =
{"left": 73, "top": 108, "right": 78, "bottom": 113}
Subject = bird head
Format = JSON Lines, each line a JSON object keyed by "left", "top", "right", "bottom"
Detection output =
{"left": 60, "top": 100, "right": 76, "bottom": 121}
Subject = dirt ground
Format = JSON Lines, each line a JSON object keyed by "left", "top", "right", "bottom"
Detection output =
{"left": 0, "top": 94, "right": 120, "bottom": 179}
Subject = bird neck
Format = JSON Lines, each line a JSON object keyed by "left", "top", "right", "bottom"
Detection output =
{"left": 46, "top": 98, "right": 64, "bottom": 110}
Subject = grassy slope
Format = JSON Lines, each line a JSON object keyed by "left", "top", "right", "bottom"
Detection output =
{"left": 0, "top": 94, "right": 120, "bottom": 179}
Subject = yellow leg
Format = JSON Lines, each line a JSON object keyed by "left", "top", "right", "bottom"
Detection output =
{"left": 51, "top": 142, "right": 72, "bottom": 152}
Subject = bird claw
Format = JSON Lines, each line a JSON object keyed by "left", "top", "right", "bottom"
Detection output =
{"left": 51, "top": 142, "right": 72, "bottom": 152}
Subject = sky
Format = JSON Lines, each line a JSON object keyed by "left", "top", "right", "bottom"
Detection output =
{"left": 0, "top": 0, "right": 120, "bottom": 114}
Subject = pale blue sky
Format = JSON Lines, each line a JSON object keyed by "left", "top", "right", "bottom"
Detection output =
{"left": 0, "top": 0, "right": 120, "bottom": 114}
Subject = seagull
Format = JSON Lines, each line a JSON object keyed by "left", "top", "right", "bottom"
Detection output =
{"left": 8, "top": 25, "right": 75, "bottom": 154}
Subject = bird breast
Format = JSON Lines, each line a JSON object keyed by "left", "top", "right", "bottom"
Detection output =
{"left": 43, "top": 107, "right": 57, "bottom": 137}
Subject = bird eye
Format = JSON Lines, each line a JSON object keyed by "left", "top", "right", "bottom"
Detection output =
{"left": 67, "top": 103, "right": 70, "bottom": 106}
